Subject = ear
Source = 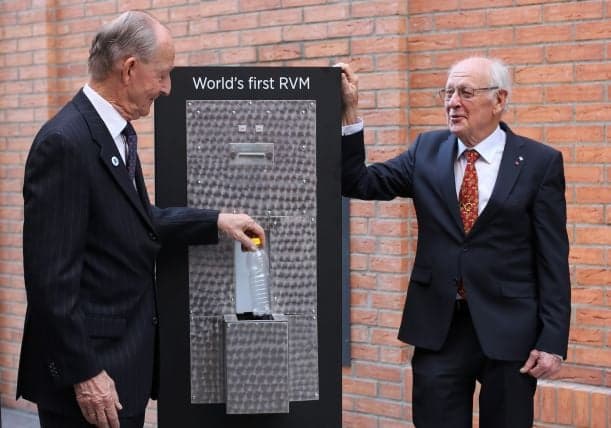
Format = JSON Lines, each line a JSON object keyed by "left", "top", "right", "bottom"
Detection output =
{"left": 493, "top": 89, "right": 508, "bottom": 114}
{"left": 120, "top": 56, "right": 137, "bottom": 85}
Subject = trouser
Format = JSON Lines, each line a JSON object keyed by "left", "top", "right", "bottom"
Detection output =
{"left": 411, "top": 300, "right": 537, "bottom": 428}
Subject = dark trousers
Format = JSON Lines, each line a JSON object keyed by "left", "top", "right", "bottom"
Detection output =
{"left": 38, "top": 407, "right": 145, "bottom": 428}
{"left": 411, "top": 300, "right": 537, "bottom": 428}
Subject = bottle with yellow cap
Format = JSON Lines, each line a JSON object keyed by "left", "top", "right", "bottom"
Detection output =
{"left": 246, "top": 236, "right": 272, "bottom": 317}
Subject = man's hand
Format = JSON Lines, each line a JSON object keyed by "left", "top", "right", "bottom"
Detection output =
{"left": 218, "top": 213, "right": 265, "bottom": 251}
{"left": 74, "top": 370, "right": 122, "bottom": 428}
{"left": 335, "top": 62, "right": 359, "bottom": 125}
{"left": 519, "top": 349, "right": 563, "bottom": 379}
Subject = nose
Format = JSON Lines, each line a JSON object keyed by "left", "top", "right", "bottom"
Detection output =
{"left": 446, "top": 89, "right": 461, "bottom": 106}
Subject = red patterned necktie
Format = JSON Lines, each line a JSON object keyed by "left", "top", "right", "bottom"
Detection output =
{"left": 459, "top": 150, "right": 480, "bottom": 234}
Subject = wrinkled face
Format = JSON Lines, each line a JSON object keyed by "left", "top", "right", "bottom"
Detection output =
{"left": 124, "top": 27, "right": 174, "bottom": 120}
{"left": 444, "top": 59, "right": 505, "bottom": 147}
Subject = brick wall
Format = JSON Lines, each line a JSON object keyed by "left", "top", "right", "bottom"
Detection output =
{"left": 0, "top": 1, "right": 609, "bottom": 427}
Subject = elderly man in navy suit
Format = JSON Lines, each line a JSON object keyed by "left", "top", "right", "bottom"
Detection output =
{"left": 338, "top": 58, "right": 570, "bottom": 428}
{"left": 18, "top": 11, "right": 264, "bottom": 428}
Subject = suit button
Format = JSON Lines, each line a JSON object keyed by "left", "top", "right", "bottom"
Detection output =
{"left": 463, "top": 246, "right": 468, "bottom": 252}
{"left": 149, "top": 232, "right": 158, "bottom": 241}
{"left": 152, "top": 316, "right": 159, "bottom": 325}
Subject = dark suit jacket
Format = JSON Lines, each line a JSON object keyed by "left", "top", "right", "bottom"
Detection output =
{"left": 342, "top": 122, "right": 570, "bottom": 361}
{"left": 17, "top": 89, "right": 220, "bottom": 416}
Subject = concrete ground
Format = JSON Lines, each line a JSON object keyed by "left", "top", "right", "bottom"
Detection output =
{"left": 1, "top": 407, "right": 40, "bottom": 428}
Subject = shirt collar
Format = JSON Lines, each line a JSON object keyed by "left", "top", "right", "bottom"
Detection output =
{"left": 456, "top": 125, "right": 504, "bottom": 164}
{"left": 83, "top": 84, "right": 128, "bottom": 140}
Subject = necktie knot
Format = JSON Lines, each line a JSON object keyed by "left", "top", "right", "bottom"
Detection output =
{"left": 122, "top": 122, "right": 138, "bottom": 181}
{"left": 465, "top": 149, "right": 480, "bottom": 164}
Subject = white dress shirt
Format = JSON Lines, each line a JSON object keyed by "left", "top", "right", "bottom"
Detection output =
{"left": 83, "top": 84, "right": 129, "bottom": 164}
{"left": 454, "top": 126, "right": 506, "bottom": 214}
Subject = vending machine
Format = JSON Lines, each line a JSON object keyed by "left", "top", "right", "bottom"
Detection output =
{"left": 154, "top": 67, "right": 341, "bottom": 427}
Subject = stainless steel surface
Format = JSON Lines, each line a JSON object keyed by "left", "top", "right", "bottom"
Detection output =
{"left": 186, "top": 99, "right": 319, "bottom": 408}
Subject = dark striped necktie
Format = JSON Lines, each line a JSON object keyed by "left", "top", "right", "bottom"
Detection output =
{"left": 122, "top": 122, "right": 138, "bottom": 181}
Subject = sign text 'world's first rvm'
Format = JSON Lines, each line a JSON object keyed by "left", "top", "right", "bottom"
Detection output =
{"left": 192, "top": 75, "right": 311, "bottom": 91}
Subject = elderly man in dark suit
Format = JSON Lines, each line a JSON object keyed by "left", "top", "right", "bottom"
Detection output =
{"left": 338, "top": 58, "right": 570, "bottom": 428}
{"left": 17, "top": 11, "right": 264, "bottom": 428}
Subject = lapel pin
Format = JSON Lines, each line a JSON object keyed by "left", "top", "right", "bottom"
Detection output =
{"left": 515, "top": 156, "right": 524, "bottom": 166}
{"left": 111, "top": 156, "right": 120, "bottom": 167}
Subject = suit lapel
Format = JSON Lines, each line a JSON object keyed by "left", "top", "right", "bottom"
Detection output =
{"left": 437, "top": 133, "right": 464, "bottom": 232}
{"left": 73, "top": 90, "right": 154, "bottom": 230}
{"left": 471, "top": 123, "right": 524, "bottom": 232}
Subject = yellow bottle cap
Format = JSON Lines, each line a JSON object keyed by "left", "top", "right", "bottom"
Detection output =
{"left": 250, "top": 237, "right": 261, "bottom": 246}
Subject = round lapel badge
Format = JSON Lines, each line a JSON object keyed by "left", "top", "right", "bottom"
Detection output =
{"left": 111, "top": 156, "right": 120, "bottom": 167}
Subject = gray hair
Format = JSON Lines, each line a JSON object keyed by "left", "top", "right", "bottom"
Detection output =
{"left": 88, "top": 11, "right": 160, "bottom": 81}
{"left": 450, "top": 57, "right": 512, "bottom": 110}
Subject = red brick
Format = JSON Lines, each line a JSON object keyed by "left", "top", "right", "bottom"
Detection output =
{"left": 490, "top": 46, "right": 544, "bottom": 64}
{"left": 371, "top": 292, "right": 406, "bottom": 311}
{"left": 543, "top": 1, "right": 603, "bottom": 21}
{"left": 573, "top": 389, "right": 591, "bottom": 426}
{"left": 565, "top": 165, "right": 604, "bottom": 183}
{"left": 575, "top": 267, "right": 611, "bottom": 286}
{"left": 408, "top": 15, "right": 433, "bottom": 32}
{"left": 576, "top": 104, "right": 611, "bottom": 121}
{"left": 537, "top": 385, "right": 556, "bottom": 423}
{"left": 355, "top": 397, "right": 403, "bottom": 418}
{"left": 342, "top": 412, "right": 377, "bottom": 428}
{"left": 379, "top": 382, "right": 402, "bottom": 400}
{"left": 461, "top": 28, "right": 513, "bottom": 47}
{"left": 258, "top": 9, "right": 302, "bottom": 27}
{"left": 283, "top": 23, "right": 327, "bottom": 41}
{"left": 515, "top": 105, "right": 573, "bottom": 123}
{"left": 220, "top": 47, "right": 256, "bottom": 64}
{"left": 376, "top": 16, "right": 407, "bottom": 35}
{"left": 408, "top": 0, "right": 459, "bottom": 14}
{"left": 343, "top": 377, "right": 378, "bottom": 396}
{"left": 434, "top": 11, "right": 486, "bottom": 30}
{"left": 352, "top": 0, "right": 406, "bottom": 18}
{"left": 545, "top": 84, "right": 604, "bottom": 103}
{"left": 304, "top": 4, "right": 348, "bottom": 22}
{"left": 546, "top": 43, "right": 605, "bottom": 63}
{"left": 327, "top": 19, "right": 374, "bottom": 37}
{"left": 351, "top": 343, "right": 379, "bottom": 361}
{"left": 488, "top": 5, "right": 541, "bottom": 26}
{"left": 407, "top": 34, "right": 458, "bottom": 53}
{"left": 258, "top": 43, "right": 301, "bottom": 61}
{"left": 516, "top": 24, "right": 573, "bottom": 44}
{"left": 304, "top": 40, "right": 349, "bottom": 58}
{"left": 354, "top": 362, "right": 402, "bottom": 382}
{"left": 576, "top": 308, "right": 611, "bottom": 327}
{"left": 576, "top": 21, "right": 611, "bottom": 40}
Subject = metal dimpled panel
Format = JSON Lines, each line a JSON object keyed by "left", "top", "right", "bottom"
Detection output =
{"left": 224, "top": 317, "right": 289, "bottom": 414}
{"left": 186, "top": 99, "right": 319, "bottom": 405}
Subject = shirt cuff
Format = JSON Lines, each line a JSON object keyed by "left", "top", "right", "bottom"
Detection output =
{"left": 342, "top": 118, "right": 364, "bottom": 136}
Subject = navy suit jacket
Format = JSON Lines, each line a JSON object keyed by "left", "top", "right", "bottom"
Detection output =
{"left": 18, "top": 90, "right": 220, "bottom": 416}
{"left": 342, "top": 122, "right": 570, "bottom": 361}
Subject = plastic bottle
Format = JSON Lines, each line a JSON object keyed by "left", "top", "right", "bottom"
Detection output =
{"left": 246, "top": 237, "right": 272, "bottom": 317}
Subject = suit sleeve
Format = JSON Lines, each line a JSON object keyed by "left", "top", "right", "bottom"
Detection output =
{"left": 23, "top": 131, "right": 102, "bottom": 387}
{"left": 150, "top": 205, "right": 220, "bottom": 246}
{"left": 342, "top": 130, "right": 414, "bottom": 200}
{"left": 532, "top": 151, "right": 571, "bottom": 358}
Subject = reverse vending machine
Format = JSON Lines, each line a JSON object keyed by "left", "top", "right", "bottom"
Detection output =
{"left": 155, "top": 67, "right": 341, "bottom": 427}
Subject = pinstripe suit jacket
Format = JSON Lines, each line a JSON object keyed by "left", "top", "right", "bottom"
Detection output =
{"left": 17, "top": 89, "right": 219, "bottom": 416}
{"left": 342, "top": 123, "right": 570, "bottom": 361}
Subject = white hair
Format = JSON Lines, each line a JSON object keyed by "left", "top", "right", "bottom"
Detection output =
{"left": 88, "top": 11, "right": 162, "bottom": 81}
{"left": 449, "top": 56, "right": 512, "bottom": 110}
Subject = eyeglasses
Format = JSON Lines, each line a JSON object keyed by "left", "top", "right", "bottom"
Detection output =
{"left": 438, "top": 86, "right": 499, "bottom": 101}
